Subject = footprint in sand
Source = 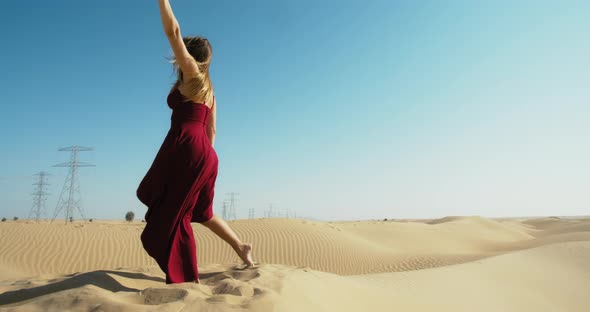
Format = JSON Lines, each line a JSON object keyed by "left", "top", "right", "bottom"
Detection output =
{"left": 141, "top": 287, "right": 188, "bottom": 305}
{"left": 203, "top": 266, "right": 261, "bottom": 285}
{"left": 200, "top": 266, "right": 264, "bottom": 299}
{"left": 213, "top": 280, "right": 255, "bottom": 297}
{"left": 228, "top": 267, "right": 261, "bottom": 282}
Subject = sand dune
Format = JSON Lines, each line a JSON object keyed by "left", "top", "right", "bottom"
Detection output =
{"left": 347, "top": 241, "right": 590, "bottom": 312}
{"left": 1, "top": 216, "right": 589, "bottom": 311}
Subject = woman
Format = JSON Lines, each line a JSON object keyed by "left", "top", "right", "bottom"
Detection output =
{"left": 137, "top": 0, "right": 254, "bottom": 284}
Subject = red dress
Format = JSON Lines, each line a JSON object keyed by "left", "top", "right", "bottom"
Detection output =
{"left": 137, "top": 88, "right": 218, "bottom": 284}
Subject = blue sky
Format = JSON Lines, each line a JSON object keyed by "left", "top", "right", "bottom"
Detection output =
{"left": 1, "top": 0, "right": 588, "bottom": 221}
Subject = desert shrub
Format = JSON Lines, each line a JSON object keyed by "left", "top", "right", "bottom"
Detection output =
{"left": 13, "top": 217, "right": 18, "bottom": 221}
{"left": 125, "top": 211, "right": 135, "bottom": 222}
{"left": 89, "top": 218, "right": 93, "bottom": 222}
{"left": 1, "top": 217, "right": 6, "bottom": 222}
{"left": 69, "top": 217, "right": 73, "bottom": 223}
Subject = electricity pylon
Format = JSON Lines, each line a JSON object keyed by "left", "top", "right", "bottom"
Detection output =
{"left": 29, "top": 171, "right": 50, "bottom": 221}
{"left": 225, "top": 192, "right": 239, "bottom": 220}
{"left": 221, "top": 201, "right": 228, "bottom": 220}
{"left": 265, "top": 203, "right": 276, "bottom": 218}
{"left": 51, "top": 146, "right": 95, "bottom": 223}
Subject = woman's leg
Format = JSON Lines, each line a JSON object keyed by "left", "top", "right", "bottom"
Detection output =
{"left": 202, "top": 214, "right": 254, "bottom": 266}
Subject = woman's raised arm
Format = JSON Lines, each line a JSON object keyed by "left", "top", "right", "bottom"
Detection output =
{"left": 158, "top": 0, "right": 200, "bottom": 76}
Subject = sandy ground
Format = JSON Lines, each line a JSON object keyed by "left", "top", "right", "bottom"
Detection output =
{"left": 0, "top": 216, "right": 589, "bottom": 311}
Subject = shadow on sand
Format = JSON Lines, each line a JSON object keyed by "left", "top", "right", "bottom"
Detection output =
{"left": 0, "top": 270, "right": 165, "bottom": 306}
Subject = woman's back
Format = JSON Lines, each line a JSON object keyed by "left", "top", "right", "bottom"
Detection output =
{"left": 168, "top": 88, "right": 213, "bottom": 125}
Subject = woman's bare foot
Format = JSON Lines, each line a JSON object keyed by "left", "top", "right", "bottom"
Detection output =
{"left": 235, "top": 243, "right": 254, "bottom": 267}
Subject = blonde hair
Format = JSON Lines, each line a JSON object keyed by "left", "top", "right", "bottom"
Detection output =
{"left": 170, "top": 36, "right": 213, "bottom": 104}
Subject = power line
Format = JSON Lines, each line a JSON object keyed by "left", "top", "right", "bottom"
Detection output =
{"left": 51, "top": 146, "right": 95, "bottom": 224}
